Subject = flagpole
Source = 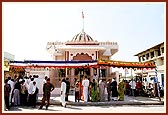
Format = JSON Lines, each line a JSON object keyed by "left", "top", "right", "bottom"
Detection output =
{"left": 82, "top": 10, "right": 84, "bottom": 32}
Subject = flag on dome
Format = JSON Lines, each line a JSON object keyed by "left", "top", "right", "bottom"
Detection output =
{"left": 82, "top": 11, "right": 84, "bottom": 18}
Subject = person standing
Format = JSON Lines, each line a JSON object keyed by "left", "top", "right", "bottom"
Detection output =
{"left": 79, "top": 76, "right": 83, "bottom": 101}
{"left": 39, "top": 78, "right": 54, "bottom": 110}
{"left": 43, "top": 76, "right": 48, "bottom": 84}
{"left": 28, "top": 81, "right": 37, "bottom": 108}
{"left": 118, "top": 79, "right": 125, "bottom": 101}
{"left": 143, "top": 78, "right": 148, "bottom": 90}
{"left": 20, "top": 80, "right": 28, "bottom": 106}
{"left": 129, "top": 78, "right": 136, "bottom": 97}
{"left": 107, "top": 79, "right": 112, "bottom": 101}
{"left": 99, "top": 78, "right": 106, "bottom": 102}
{"left": 88, "top": 78, "right": 91, "bottom": 101}
{"left": 91, "top": 79, "right": 99, "bottom": 102}
{"left": 27, "top": 77, "right": 34, "bottom": 106}
{"left": 82, "top": 76, "right": 90, "bottom": 102}
{"left": 34, "top": 75, "right": 39, "bottom": 103}
{"left": 60, "top": 78, "right": 67, "bottom": 107}
{"left": 13, "top": 79, "right": 21, "bottom": 106}
{"left": 4, "top": 79, "right": 11, "bottom": 111}
{"left": 75, "top": 81, "right": 80, "bottom": 102}
{"left": 65, "top": 77, "right": 70, "bottom": 101}
{"left": 7, "top": 77, "right": 14, "bottom": 106}
{"left": 111, "top": 78, "right": 118, "bottom": 101}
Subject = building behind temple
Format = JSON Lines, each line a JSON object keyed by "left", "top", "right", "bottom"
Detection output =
{"left": 134, "top": 42, "right": 164, "bottom": 88}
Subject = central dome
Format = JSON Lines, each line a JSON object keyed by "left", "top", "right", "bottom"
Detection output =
{"left": 66, "top": 30, "right": 99, "bottom": 45}
{"left": 72, "top": 31, "right": 93, "bottom": 42}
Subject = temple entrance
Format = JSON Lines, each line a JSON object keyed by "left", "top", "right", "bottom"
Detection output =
{"left": 75, "top": 68, "right": 90, "bottom": 76}
{"left": 75, "top": 67, "right": 90, "bottom": 81}
{"left": 72, "top": 52, "right": 92, "bottom": 81}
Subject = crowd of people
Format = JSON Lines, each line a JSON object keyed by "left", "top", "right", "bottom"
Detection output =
{"left": 125, "top": 77, "right": 163, "bottom": 98}
{"left": 4, "top": 73, "right": 163, "bottom": 111}
{"left": 4, "top": 74, "right": 72, "bottom": 111}
{"left": 4, "top": 74, "right": 125, "bottom": 111}
{"left": 74, "top": 74, "right": 125, "bottom": 103}
{"left": 4, "top": 75, "right": 40, "bottom": 111}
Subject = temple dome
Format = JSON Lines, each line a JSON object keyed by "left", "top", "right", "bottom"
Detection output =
{"left": 66, "top": 30, "right": 99, "bottom": 45}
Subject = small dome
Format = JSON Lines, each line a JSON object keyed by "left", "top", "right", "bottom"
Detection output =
{"left": 71, "top": 31, "right": 93, "bottom": 42}
{"left": 66, "top": 30, "right": 99, "bottom": 45}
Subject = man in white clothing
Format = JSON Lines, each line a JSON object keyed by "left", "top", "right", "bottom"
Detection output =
{"left": 7, "top": 77, "right": 14, "bottom": 106}
{"left": 28, "top": 78, "right": 35, "bottom": 106}
{"left": 28, "top": 81, "right": 37, "bottom": 107}
{"left": 82, "top": 76, "right": 90, "bottom": 102}
{"left": 129, "top": 78, "right": 136, "bottom": 97}
{"left": 60, "top": 78, "right": 67, "bottom": 107}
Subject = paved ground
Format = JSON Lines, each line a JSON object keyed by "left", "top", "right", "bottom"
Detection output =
{"left": 3, "top": 95, "right": 165, "bottom": 113}
{"left": 4, "top": 105, "right": 165, "bottom": 113}
{"left": 37, "top": 95, "right": 164, "bottom": 106}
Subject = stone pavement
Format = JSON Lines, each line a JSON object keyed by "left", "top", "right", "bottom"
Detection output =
{"left": 37, "top": 95, "right": 164, "bottom": 106}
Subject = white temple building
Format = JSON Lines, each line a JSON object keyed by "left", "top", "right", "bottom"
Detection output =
{"left": 25, "top": 13, "right": 120, "bottom": 95}
{"left": 46, "top": 28, "right": 119, "bottom": 88}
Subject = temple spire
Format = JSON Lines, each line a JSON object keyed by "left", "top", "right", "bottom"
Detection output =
{"left": 82, "top": 10, "right": 84, "bottom": 32}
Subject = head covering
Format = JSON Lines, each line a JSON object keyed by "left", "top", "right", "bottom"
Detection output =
{"left": 120, "top": 78, "right": 124, "bottom": 82}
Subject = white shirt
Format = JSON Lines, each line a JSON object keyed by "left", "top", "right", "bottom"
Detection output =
{"left": 144, "top": 81, "right": 148, "bottom": 89}
{"left": 82, "top": 79, "right": 89, "bottom": 87}
{"left": 61, "top": 82, "right": 66, "bottom": 94}
{"left": 28, "top": 81, "right": 36, "bottom": 94}
{"left": 27, "top": 78, "right": 31, "bottom": 85}
{"left": 8, "top": 80, "right": 14, "bottom": 91}
{"left": 34, "top": 78, "right": 39, "bottom": 89}
{"left": 129, "top": 81, "right": 136, "bottom": 89}
{"left": 43, "top": 79, "right": 46, "bottom": 84}
{"left": 23, "top": 78, "right": 29, "bottom": 89}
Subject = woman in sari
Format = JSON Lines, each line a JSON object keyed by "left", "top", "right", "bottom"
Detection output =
{"left": 91, "top": 79, "right": 99, "bottom": 102}
{"left": 118, "top": 79, "right": 125, "bottom": 101}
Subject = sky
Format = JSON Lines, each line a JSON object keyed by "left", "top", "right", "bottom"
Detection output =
{"left": 3, "top": 2, "right": 165, "bottom": 63}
